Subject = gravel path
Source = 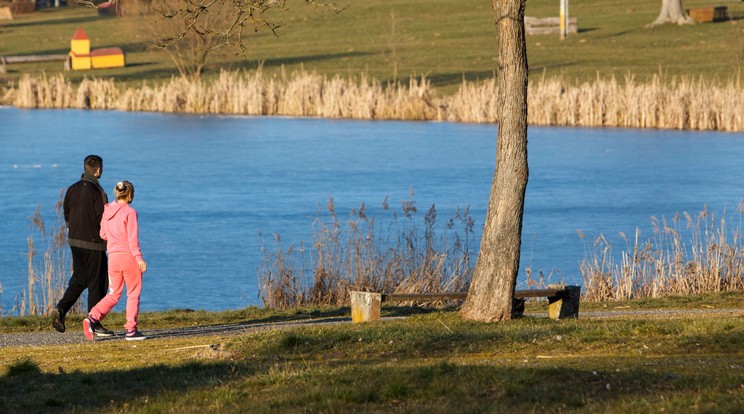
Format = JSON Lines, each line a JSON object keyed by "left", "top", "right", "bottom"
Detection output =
{"left": 2, "top": 308, "right": 742, "bottom": 348}
{"left": 0, "top": 317, "right": 350, "bottom": 348}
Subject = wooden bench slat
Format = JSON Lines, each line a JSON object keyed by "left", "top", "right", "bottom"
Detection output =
{"left": 514, "top": 288, "right": 566, "bottom": 298}
{"left": 381, "top": 289, "right": 566, "bottom": 303}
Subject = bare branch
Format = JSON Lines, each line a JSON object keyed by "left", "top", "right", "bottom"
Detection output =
{"left": 124, "top": 0, "right": 342, "bottom": 79}
{"left": 305, "top": 0, "right": 347, "bottom": 14}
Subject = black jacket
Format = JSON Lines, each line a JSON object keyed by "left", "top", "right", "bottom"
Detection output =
{"left": 64, "top": 174, "right": 108, "bottom": 251}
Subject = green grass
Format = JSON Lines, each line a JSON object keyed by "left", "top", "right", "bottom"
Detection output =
{"left": 1, "top": 292, "right": 743, "bottom": 413}
{"left": 3, "top": 292, "right": 741, "bottom": 334}
{"left": 1, "top": 0, "right": 743, "bottom": 94}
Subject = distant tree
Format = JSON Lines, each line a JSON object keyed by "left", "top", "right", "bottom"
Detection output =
{"left": 119, "top": 0, "right": 343, "bottom": 80}
{"left": 649, "top": 0, "right": 694, "bottom": 26}
{"left": 460, "top": 0, "right": 529, "bottom": 322}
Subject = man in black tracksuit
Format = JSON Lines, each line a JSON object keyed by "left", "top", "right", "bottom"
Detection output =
{"left": 51, "top": 155, "right": 113, "bottom": 337}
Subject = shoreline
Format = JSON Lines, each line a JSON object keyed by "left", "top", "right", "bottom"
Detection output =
{"left": 3, "top": 71, "right": 744, "bottom": 132}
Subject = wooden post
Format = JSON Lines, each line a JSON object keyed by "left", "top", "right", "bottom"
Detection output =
{"left": 560, "top": 0, "right": 569, "bottom": 40}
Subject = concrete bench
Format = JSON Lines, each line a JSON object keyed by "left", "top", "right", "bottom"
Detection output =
{"left": 350, "top": 284, "right": 581, "bottom": 323}
{"left": 525, "top": 16, "right": 578, "bottom": 35}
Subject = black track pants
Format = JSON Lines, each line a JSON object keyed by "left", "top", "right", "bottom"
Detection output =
{"left": 56, "top": 246, "right": 109, "bottom": 314}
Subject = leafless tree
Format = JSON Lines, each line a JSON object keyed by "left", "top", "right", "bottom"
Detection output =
{"left": 461, "top": 0, "right": 529, "bottom": 322}
{"left": 649, "top": 0, "right": 694, "bottom": 26}
{"left": 119, "top": 0, "right": 343, "bottom": 80}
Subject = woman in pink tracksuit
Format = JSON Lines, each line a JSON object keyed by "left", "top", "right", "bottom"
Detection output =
{"left": 84, "top": 181, "right": 148, "bottom": 341}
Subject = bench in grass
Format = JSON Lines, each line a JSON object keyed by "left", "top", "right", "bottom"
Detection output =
{"left": 350, "top": 284, "right": 581, "bottom": 323}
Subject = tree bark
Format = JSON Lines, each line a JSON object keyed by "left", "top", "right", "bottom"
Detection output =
{"left": 650, "top": 0, "right": 694, "bottom": 26}
{"left": 461, "top": 0, "right": 528, "bottom": 322}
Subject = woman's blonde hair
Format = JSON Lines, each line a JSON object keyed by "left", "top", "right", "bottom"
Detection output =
{"left": 114, "top": 180, "right": 135, "bottom": 202}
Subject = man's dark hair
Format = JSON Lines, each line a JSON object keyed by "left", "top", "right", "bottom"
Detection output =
{"left": 83, "top": 155, "right": 103, "bottom": 175}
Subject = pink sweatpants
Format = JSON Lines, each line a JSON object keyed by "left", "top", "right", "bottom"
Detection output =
{"left": 89, "top": 252, "right": 142, "bottom": 332}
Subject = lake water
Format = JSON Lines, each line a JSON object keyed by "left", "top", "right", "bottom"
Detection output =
{"left": 1, "top": 107, "right": 743, "bottom": 314}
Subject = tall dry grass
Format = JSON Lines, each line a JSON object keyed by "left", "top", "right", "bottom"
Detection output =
{"left": 12, "top": 194, "right": 73, "bottom": 317}
{"left": 580, "top": 204, "right": 744, "bottom": 301}
{"left": 258, "top": 194, "right": 476, "bottom": 309}
{"left": 527, "top": 73, "right": 744, "bottom": 131}
{"left": 5, "top": 70, "right": 744, "bottom": 131}
{"left": 7, "top": 70, "right": 439, "bottom": 120}
{"left": 263, "top": 198, "right": 744, "bottom": 308}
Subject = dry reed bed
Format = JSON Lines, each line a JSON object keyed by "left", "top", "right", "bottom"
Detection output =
{"left": 580, "top": 206, "right": 744, "bottom": 301}
{"left": 260, "top": 197, "right": 744, "bottom": 309}
{"left": 12, "top": 197, "right": 74, "bottom": 317}
{"left": 4, "top": 71, "right": 744, "bottom": 131}
{"left": 258, "top": 198, "right": 476, "bottom": 309}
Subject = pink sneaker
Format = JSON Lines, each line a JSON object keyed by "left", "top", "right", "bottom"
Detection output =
{"left": 82, "top": 318, "right": 95, "bottom": 341}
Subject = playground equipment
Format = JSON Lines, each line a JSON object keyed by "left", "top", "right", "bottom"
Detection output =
{"left": 68, "top": 27, "right": 125, "bottom": 70}
{"left": 0, "top": 27, "right": 125, "bottom": 73}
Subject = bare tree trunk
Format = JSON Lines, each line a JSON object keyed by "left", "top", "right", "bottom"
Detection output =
{"left": 650, "top": 0, "right": 694, "bottom": 26}
{"left": 461, "top": 0, "right": 528, "bottom": 322}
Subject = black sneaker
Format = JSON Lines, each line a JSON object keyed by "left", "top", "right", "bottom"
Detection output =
{"left": 125, "top": 330, "right": 147, "bottom": 341}
{"left": 51, "top": 308, "right": 66, "bottom": 333}
{"left": 93, "top": 322, "right": 115, "bottom": 337}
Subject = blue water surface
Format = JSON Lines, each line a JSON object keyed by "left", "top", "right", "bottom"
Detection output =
{"left": 1, "top": 107, "right": 742, "bottom": 313}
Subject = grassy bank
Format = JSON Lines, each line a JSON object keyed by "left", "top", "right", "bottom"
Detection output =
{"left": 1, "top": 1, "right": 743, "bottom": 90}
{"left": 1, "top": 293, "right": 743, "bottom": 413}
{"left": 2, "top": 1, "right": 744, "bottom": 130}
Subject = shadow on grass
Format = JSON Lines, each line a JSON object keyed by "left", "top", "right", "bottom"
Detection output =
{"left": 2, "top": 354, "right": 736, "bottom": 412}
{"left": 289, "top": 362, "right": 726, "bottom": 412}
{"left": 1, "top": 48, "right": 69, "bottom": 57}
{"left": 220, "top": 50, "right": 376, "bottom": 72}
{"left": 74, "top": 50, "right": 376, "bottom": 84}
{"left": 99, "top": 66, "right": 180, "bottom": 83}
{"left": 529, "top": 62, "right": 581, "bottom": 75}
{"left": 0, "top": 359, "right": 250, "bottom": 413}
{"left": 398, "top": 70, "right": 497, "bottom": 89}
{"left": 116, "top": 41, "right": 153, "bottom": 54}
{"left": 3, "top": 14, "right": 100, "bottom": 29}
{"left": 589, "top": 27, "right": 647, "bottom": 40}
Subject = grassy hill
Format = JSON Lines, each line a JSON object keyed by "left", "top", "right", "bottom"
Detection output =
{"left": 1, "top": 0, "right": 743, "bottom": 93}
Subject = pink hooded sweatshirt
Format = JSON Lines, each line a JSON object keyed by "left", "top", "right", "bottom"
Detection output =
{"left": 100, "top": 202, "right": 143, "bottom": 263}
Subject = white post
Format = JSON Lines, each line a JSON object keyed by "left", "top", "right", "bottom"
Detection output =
{"left": 560, "top": 0, "right": 569, "bottom": 40}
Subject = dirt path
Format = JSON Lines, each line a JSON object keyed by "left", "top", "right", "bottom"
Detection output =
{"left": 0, "top": 317, "right": 350, "bottom": 348}
{"left": 2, "top": 308, "right": 743, "bottom": 348}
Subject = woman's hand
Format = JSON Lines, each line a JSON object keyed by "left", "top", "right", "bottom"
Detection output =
{"left": 138, "top": 261, "right": 147, "bottom": 273}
